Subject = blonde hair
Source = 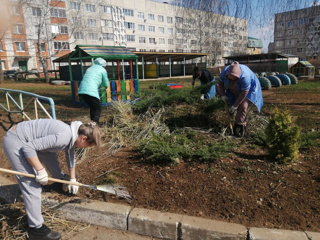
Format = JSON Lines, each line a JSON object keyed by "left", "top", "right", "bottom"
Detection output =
{"left": 78, "top": 122, "right": 101, "bottom": 147}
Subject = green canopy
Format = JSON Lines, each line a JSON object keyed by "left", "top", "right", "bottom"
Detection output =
{"left": 69, "top": 45, "right": 138, "bottom": 61}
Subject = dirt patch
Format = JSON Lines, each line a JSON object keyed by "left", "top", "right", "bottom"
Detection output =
{"left": 0, "top": 80, "right": 320, "bottom": 233}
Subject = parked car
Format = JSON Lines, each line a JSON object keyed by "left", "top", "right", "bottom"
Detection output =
{"left": 3, "top": 70, "right": 17, "bottom": 79}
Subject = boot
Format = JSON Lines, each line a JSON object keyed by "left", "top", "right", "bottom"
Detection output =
{"left": 28, "top": 224, "right": 61, "bottom": 240}
{"left": 233, "top": 124, "right": 246, "bottom": 138}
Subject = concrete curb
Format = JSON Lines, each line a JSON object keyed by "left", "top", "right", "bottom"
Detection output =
{"left": 1, "top": 175, "right": 319, "bottom": 240}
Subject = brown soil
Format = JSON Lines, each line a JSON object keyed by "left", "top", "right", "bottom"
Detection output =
{"left": 0, "top": 80, "right": 320, "bottom": 233}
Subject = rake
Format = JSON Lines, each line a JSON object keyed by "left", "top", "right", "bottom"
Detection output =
{"left": 0, "top": 167, "right": 132, "bottom": 200}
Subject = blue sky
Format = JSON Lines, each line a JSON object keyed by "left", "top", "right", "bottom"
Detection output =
{"left": 151, "top": 0, "right": 319, "bottom": 52}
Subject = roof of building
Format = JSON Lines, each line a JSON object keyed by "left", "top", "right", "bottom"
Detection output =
{"left": 53, "top": 45, "right": 210, "bottom": 63}
{"left": 223, "top": 53, "right": 298, "bottom": 63}
{"left": 292, "top": 61, "right": 314, "bottom": 67}
{"left": 247, "top": 37, "right": 263, "bottom": 48}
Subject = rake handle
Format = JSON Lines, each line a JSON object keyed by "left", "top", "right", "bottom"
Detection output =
{"left": 0, "top": 167, "right": 85, "bottom": 187}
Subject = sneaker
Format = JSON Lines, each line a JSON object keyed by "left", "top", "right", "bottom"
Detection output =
{"left": 233, "top": 124, "right": 246, "bottom": 138}
{"left": 28, "top": 224, "right": 61, "bottom": 240}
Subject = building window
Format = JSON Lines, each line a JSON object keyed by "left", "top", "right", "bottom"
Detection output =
{"left": 159, "top": 38, "right": 165, "bottom": 44}
{"left": 168, "top": 50, "right": 173, "bottom": 52}
{"left": 37, "top": 43, "right": 46, "bottom": 52}
{"left": 125, "top": 22, "right": 135, "bottom": 29}
{"left": 167, "top": 28, "right": 173, "bottom": 34}
{"left": 159, "top": 50, "right": 165, "bottom": 52}
{"left": 101, "top": 19, "right": 113, "bottom": 27}
{"left": 191, "top": 40, "right": 197, "bottom": 45}
{"left": 176, "top": 39, "right": 183, "bottom": 45}
{"left": 100, "top": 5, "right": 111, "bottom": 13}
{"left": 139, "top": 37, "right": 146, "bottom": 43}
{"left": 86, "top": 4, "right": 95, "bottom": 12}
{"left": 158, "top": 15, "right": 164, "bottom": 22}
{"left": 175, "top": 17, "right": 183, "bottom": 23}
{"left": 167, "top": 16, "right": 173, "bottom": 23}
{"left": 50, "top": 8, "right": 66, "bottom": 18}
{"left": 32, "top": 7, "right": 41, "bottom": 16}
{"left": 148, "top": 14, "right": 154, "bottom": 20}
{"left": 59, "top": 26, "right": 68, "bottom": 34}
{"left": 138, "top": 24, "right": 145, "bottom": 31}
{"left": 15, "top": 42, "right": 26, "bottom": 52}
{"left": 72, "top": 17, "right": 81, "bottom": 25}
{"left": 149, "top": 38, "right": 156, "bottom": 44}
{"left": 168, "top": 39, "right": 173, "bottom": 45}
{"left": 148, "top": 26, "right": 155, "bottom": 32}
{"left": 13, "top": 24, "right": 23, "bottom": 34}
{"left": 0, "top": 41, "right": 3, "bottom": 51}
{"left": 88, "top": 33, "right": 98, "bottom": 41}
{"left": 158, "top": 27, "right": 164, "bottom": 33}
{"left": 139, "top": 49, "right": 146, "bottom": 52}
{"left": 1, "top": 60, "right": 6, "bottom": 70}
{"left": 126, "top": 35, "right": 135, "bottom": 42}
{"left": 70, "top": 2, "right": 80, "bottom": 10}
{"left": 74, "top": 32, "right": 83, "bottom": 39}
{"left": 10, "top": 5, "right": 20, "bottom": 15}
{"left": 54, "top": 41, "right": 69, "bottom": 50}
{"left": 150, "top": 49, "right": 156, "bottom": 52}
{"left": 287, "top": 21, "right": 294, "bottom": 27}
{"left": 137, "top": 12, "right": 144, "bottom": 19}
{"left": 87, "top": 19, "right": 97, "bottom": 27}
{"left": 124, "top": 8, "right": 134, "bottom": 16}
{"left": 102, "top": 33, "right": 114, "bottom": 40}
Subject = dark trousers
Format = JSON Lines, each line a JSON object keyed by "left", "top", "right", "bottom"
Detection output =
{"left": 79, "top": 94, "right": 101, "bottom": 123}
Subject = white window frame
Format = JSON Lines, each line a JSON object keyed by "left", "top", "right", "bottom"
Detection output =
{"left": 10, "top": 5, "right": 20, "bottom": 15}
{"left": 167, "top": 28, "right": 173, "bottom": 34}
{"left": 159, "top": 38, "right": 165, "bottom": 44}
{"left": 138, "top": 24, "right": 145, "bottom": 31}
{"left": 102, "top": 33, "right": 114, "bottom": 40}
{"left": 158, "top": 15, "right": 164, "bottom": 22}
{"left": 54, "top": 41, "right": 69, "bottom": 50}
{"left": 72, "top": 17, "right": 81, "bottom": 25}
{"left": 13, "top": 24, "right": 23, "bottom": 34}
{"left": 149, "top": 38, "right": 156, "bottom": 44}
{"left": 139, "top": 37, "right": 146, "bottom": 43}
{"left": 148, "top": 14, "right": 154, "bottom": 20}
{"left": 74, "top": 32, "right": 84, "bottom": 40}
{"left": 101, "top": 19, "right": 113, "bottom": 27}
{"left": 167, "top": 16, "right": 173, "bottom": 23}
{"left": 32, "top": 7, "right": 41, "bottom": 16}
{"left": 148, "top": 26, "right": 155, "bottom": 32}
{"left": 50, "top": 8, "right": 66, "bottom": 18}
{"left": 168, "top": 39, "right": 173, "bottom": 45}
{"left": 87, "top": 19, "right": 97, "bottom": 27}
{"left": 158, "top": 27, "right": 164, "bottom": 33}
{"left": 70, "top": 2, "right": 80, "bottom": 10}
{"left": 124, "top": 8, "right": 134, "bottom": 16}
{"left": 88, "top": 33, "right": 98, "bottom": 41}
{"left": 86, "top": 4, "right": 95, "bottom": 12}
{"left": 126, "top": 35, "right": 135, "bottom": 42}
{"left": 125, "top": 22, "right": 135, "bottom": 30}
{"left": 15, "top": 42, "right": 26, "bottom": 52}
{"left": 137, "top": 12, "right": 144, "bottom": 19}
{"left": 100, "top": 5, "right": 112, "bottom": 13}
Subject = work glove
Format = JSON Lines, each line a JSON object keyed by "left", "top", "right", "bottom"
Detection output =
{"left": 229, "top": 105, "right": 238, "bottom": 115}
{"left": 35, "top": 168, "right": 48, "bottom": 185}
{"left": 68, "top": 178, "right": 79, "bottom": 194}
{"left": 221, "top": 95, "right": 228, "bottom": 103}
{"left": 200, "top": 94, "right": 205, "bottom": 100}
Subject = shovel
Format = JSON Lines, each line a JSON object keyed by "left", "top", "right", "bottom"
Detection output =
{"left": 224, "top": 100, "right": 234, "bottom": 135}
{"left": 0, "top": 167, "right": 132, "bottom": 200}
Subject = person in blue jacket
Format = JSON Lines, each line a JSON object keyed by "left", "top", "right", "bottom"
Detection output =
{"left": 78, "top": 58, "right": 109, "bottom": 124}
{"left": 192, "top": 66, "right": 216, "bottom": 99}
{"left": 219, "top": 61, "right": 263, "bottom": 137}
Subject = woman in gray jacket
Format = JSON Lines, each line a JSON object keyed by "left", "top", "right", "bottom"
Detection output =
{"left": 2, "top": 119, "right": 101, "bottom": 240}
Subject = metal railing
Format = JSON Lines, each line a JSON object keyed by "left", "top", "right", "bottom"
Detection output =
{"left": 0, "top": 88, "right": 56, "bottom": 120}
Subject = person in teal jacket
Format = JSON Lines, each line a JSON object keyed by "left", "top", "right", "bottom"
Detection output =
{"left": 219, "top": 61, "right": 263, "bottom": 137}
{"left": 78, "top": 58, "right": 109, "bottom": 124}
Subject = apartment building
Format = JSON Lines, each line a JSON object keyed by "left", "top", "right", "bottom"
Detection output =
{"left": 272, "top": 5, "right": 320, "bottom": 60}
{"left": 1, "top": 0, "right": 248, "bottom": 72}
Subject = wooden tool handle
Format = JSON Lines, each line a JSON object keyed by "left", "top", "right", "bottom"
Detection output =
{"left": 0, "top": 167, "right": 84, "bottom": 187}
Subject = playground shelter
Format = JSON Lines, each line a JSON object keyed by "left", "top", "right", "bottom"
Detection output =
{"left": 54, "top": 45, "right": 139, "bottom": 105}
{"left": 290, "top": 61, "right": 315, "bottom": 77}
